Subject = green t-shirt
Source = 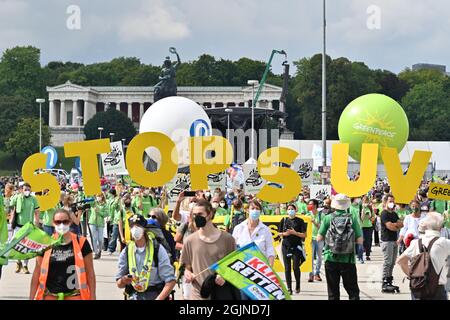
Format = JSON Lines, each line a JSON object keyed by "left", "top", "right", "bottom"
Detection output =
{"left": 141, "top": 196, "right": 157, "bottom": 217}
{"left": 318, "top": 210, "right": 363, "bottom": 264}
{"left": 89, "top": 202, "right": 107, "bottom": 227}
{"left": 431, "top": 200, "right": 446, "bottom": 214}
{"left": 0, "top": 193, "right": 7, "bottom": 244}
{"left": 43, "top": 207, "right": 56, "bottom": 227}
{"left": 360, "top": 206, "right": 374, "bottom": 228}
{"left": 107, "top": 197, "right": 121, "bottom": 224}
{"left": 306, "top": 211, "right": 322, "bottom": 240}
{"left": 396, "top": 208, "right": 410, "bottom": 220}
{"left": 215, "top": 207, "right": 229, "bottom": 216}
{"left": 131, "top": 196, "right": 142, "bottom": 216}
{"left": 11, "top": 195, "right": 39, "bottom": 226}
{"left": 349, "top": 204, "right": 361, "bottom": 220}
{"left": 296, "top": 202, "right": 308, "bottom": 215}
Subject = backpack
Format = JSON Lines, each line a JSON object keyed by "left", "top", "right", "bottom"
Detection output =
{"left": 230, "top": 211, "right": 246, "bottom": 233}
{"left": 145, "top": 225, "right": 174, "bottom": 264}
{"left": 325, "top": 213, "right": 355, "bottom": 254}
{"left": 409, "top": 237, "right": 441, "bottom": 299}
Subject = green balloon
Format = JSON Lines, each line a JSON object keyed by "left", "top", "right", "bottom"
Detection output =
{"left": 338, "top": 94, "right": 409, "bottom": 162}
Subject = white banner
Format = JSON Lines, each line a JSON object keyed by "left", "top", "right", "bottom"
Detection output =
{"left": 243, "top": 164, "right": 266, "bottom": 195}
{"left": 292, "top": 159, "right": 314, "bottom": 186}
{"left": 309, "top": 184, "right": 332, "bottom": 201}
{"left": 207, "top": 171, "right": 226, "bottom": 191}
{"left": 101, "top": 141, "right": 127, "bottom": 176}
{"left": 167, "top": 173, "right": 191, "bottom": 210}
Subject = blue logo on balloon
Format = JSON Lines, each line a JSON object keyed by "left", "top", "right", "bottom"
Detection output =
{"left": 190, "top": 119, "right": 211, "bottom": 137}
{"left": 41, "top": 146, "right": 58, "bottom": 169}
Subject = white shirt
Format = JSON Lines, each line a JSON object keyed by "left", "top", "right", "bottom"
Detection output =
{"left": 400, "top": 213, "right": 426, "bottom": 238}
{"left": 232, "top": 219, "right": 275, "bottom": 259}
{"left": 178, "top": 210, "right": 190, "bottom": 225}
{"left": 403, "top": 230, "right": 450, "bottom": 285}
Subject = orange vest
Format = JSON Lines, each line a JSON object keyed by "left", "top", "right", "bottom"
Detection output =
{"left": 35, "top": 232, "right": 91, "bottom": 300}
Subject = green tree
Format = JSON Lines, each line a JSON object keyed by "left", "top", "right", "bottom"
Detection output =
{"left": 401, "top": 80, "right": 450, "bottom": 141}
{"left": 373, "top": 70, "right": 410, "bottom": 102}
{"left": 398, "top": 68, "right": 446, "bottom": 88}
{"left": 83, "top": 108, "right": 136, "bottom": 143}
{"left": 0, "top": 46, "right": 43, "bottom": 99}
{"left": 5, "top": 118, "right": 51, "bottom": 157}
{"left": 0, "top": 95, "right": 33, "bottom": 148}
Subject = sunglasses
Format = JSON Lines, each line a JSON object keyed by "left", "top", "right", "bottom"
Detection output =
{"left": 150, "top": 215, "right": 157, "bottom": 219}
{"left": 54, "top": 220, "right": 71, "bottom": 225}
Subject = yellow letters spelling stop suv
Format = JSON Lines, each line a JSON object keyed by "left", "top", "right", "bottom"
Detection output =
{"left": 21, "top": 133, "right": 432, "bottom": 209}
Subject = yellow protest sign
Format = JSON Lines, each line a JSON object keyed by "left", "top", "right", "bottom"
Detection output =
{"left": 428, "top": 183, "right": 450, "bottom": 201}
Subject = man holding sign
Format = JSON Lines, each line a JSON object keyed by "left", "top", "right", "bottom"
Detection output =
{"left": 180, "top": 199, "right": 236, "bottom": 300}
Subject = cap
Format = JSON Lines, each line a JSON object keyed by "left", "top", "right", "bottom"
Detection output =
{"left": 128, "top": 214, "right": 147, "bottom": 228}
{"left": 331, "top": 194, "right": 351, "bottom": 211}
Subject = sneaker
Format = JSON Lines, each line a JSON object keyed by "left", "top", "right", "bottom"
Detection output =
{"left": 93, "top": 254, "right": 100, "bottom": 260}
{"left": 366, "top": 256, "right": 371, "bottom": 261}
{"left": 295, "top": 287, "right": 300, "bottom": 294}
{"left": 314, "top": 275, "right": 322, "bottom": 282}
{"left": 288, "top": 289, "right": 293, "bottom": 295}
{"left": 308, "top": 275, "right": 314, "bottom": 282}
{"left": 15, "top": 262, "right": 22, "bottom": 273}
{"left": 22, "top": 266, "right": 30, "bottom": 274}
{"left": 108, "top": 251, "right": 113, "bottom": 256}
{"left": 359, "top": 259, "right": 365, "bottom": 264}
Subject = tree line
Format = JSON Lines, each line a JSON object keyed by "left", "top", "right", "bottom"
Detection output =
{"left": 0, "top": 45, "right": 449, "bottom": 157}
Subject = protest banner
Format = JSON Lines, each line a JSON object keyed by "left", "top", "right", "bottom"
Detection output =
{"left": 309, "top": 184, "right": 332, "bottom": 202}
{"left": 207, "top": 171, "right": 226, "bottom": 191}
{"left": 210, "top": 242, "right": 291, "bottom": 300}
{"left": 211, "top": 215, "right": 312, "bottom": 273}
{"left": 101, "top": 141, "right": 127, "bottom": 175}
{"left": 243, "top": 164, "right": 266, "bottom": 195}
{"left": 428, "top": 182, "right": 450, "bottom": 201}
{"left": 292, "top": 159, "right": 314, "bottom": 185}
{"left": 166, "top": 173, "right": 191, "bottom": 210}
{"left": 0, "top": 223, "right": 63, "bottom": 261}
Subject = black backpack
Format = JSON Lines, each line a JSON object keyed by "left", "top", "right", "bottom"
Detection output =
{"left": 409, "top": 237, "right": 441, "bottom": 299}
{"left": 325, "top": 213, "right": 355, "bottom": 254}
{"left": 230, "top": 211, "right": 246, "bottom": 233}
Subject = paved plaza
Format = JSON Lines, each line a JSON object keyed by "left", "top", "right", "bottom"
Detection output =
{"left": 0, "top": 246, "right": 414, "bottom": 300}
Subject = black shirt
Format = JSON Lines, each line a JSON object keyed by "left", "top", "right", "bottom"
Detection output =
{"left": 44, "top": 238, "right": 92, "bottom": 294}
{"left": 279, "top": 217, "right": 307, "bottom": 248}
{"left": 380, "top": 210, "right": 399, "bottom": 242}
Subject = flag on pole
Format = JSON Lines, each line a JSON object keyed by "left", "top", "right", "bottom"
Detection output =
{"left": 210, "top": 242, "right": 291, "bottom": 300}
{"left": 0, "top": 222, "right": 63, "bottom": 261}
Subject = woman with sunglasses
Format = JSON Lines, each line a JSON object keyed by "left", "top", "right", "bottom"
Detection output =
{"left": 30, "top": 209, "right": 96, "bottom": 300}
{"left": 150, "top": 208, "right": 176, "bottom": 264}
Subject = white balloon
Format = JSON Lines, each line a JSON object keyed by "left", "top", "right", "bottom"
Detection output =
{"left": 139, "top": 96, "right": 212, "bottom": 168}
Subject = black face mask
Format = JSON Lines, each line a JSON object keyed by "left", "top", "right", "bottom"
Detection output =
{"left": 194, "top": 215, "right": 207, "bottom": 228}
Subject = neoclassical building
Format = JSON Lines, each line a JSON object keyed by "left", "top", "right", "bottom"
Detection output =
{"left": 47, "top": 81, "right": 285, "bottom": 146}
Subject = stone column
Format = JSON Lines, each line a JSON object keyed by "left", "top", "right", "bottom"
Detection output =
{"left": 72, "top": 100, "right": 79, "bottom": 127}
{"left": 49, "top": 100, "right": 55, "bottom": 127}
{"left": 139, "top": 103, "right": 144, "bottom": 121}
{"left": 244, "top": 101, "right": 249, "bottom": 108}
{"left": 116, "top": 102, "right": 121, "bottom": 111}
{"left": 60, "top": 100, "right": 66, "bottom": 126}
{"left": 280, "top": 101, "right": 285, "bottom": 113}
{"left": 268, "top": 100, "right": 273, "bottom": 109}
{"left": 127, "top": 102, "right": 132, "bottom": 120}
{"left": 84, "top": 100, "right": 95, "bottom": 124}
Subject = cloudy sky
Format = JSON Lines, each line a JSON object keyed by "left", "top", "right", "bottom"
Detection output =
{"left": 1, "top": 0, "right": 449, "bottom": 74}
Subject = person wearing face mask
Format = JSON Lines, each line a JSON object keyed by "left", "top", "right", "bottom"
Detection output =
{"left": 380, "top": 195, "right": 403, "bottom": 293}
{"left": 30, "top": 209, "right": 95, "bottom": 300}
{"left": 89, "top": 193, "right": 107, "bottom": 259}
{"left": 140, "top": 188, "right": 157, "bottom": 218}
{"left": 10, "top": 183, "right": 40, "bottom": 274}
{"left": 279, "top": 204, "right": 307, "bottom": 294}
{"left": 181, "top": 199, "right": 236, "bottom": 300}
{"left": 41, "top": 190, "right": 61, "bottom": 236}
{"left": 397, "top": 200, "right": 426, "bottom": 255}
{"left": 131, "top": 188, "right": 144, "bottom": 216}
{"left": 306, "top": 199, "right": 324, "bottom": 282}
{"left": 225, "top": 189, "right": 236, "bottom": 207}
{"left": 277, "top": 203, "right": 288, "bottom": 215}
{"left": 296, "top": 194, "right": 308, "bottom": 215}
{"left": 232, "top": 200, "right": 275, "bottom": 266}
{"left": 211, "top": 197, "right": 228, "bottom": 216}
{"left": 350, "top": 197, "right": 364, "bottom": 263}
{"left": 360, "top": 196, "right": 375, "bottom": 261}
{"left": 149, "top": 208, "right": 176, "bottom": 265}
{"left": 116, "top": 214, "right": 176, "bottom": 300}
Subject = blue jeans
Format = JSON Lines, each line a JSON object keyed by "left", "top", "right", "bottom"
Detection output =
{"left": 108, "top": 224, "right": 120, "bottom": 253}
{"left": 43, "top": 225, "right": 54, "bottom": 236}
{"left": 90, "top": 224, "right": 103, "bottom": 255}
{"left": 310, "top": 240, "right": 323, "bottom": 276}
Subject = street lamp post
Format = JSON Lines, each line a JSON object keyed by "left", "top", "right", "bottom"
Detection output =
{"left": 98, "top": 127, "right": 104, "bottom": 176}
{"left": 36, "top": 98, "right": 45, "bottom": 151}
{"left": 110, "top": 132, "right": 115, "bottom": 142}
{"left": 224, "top": 108, "right": 233, "bottom": 142}
{"left": 247, "top": 80, "right": 259, "bottom": 161}
{"left": 76, "top": 116, "right": 83, "bottom": 141}
{"left": 322, "top": 0, "right": 327, "bottom": 170}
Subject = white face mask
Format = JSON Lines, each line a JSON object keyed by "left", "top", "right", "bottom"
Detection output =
{"left": 55, "top": 223, "right": 70, "bottom": 235}
{"left": 205, "top": 192, "right": 211, "bottom": 198}
{"left": 96, "top": 197, "right": 102, "bottom": 202}
{"left": 220, "top": 202, "right": 226, "bottom": 208}
{"left": 24, "top": 190, "right": 31, "bottom": 197}
{"left": 387, "top": 202, "right": 395, "bottom": 209}
{"left": 131, "top": 226, "right": 144, "bottom": 240}
{"left": 212, "top": 202, "right": 219, "bottom": 209}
